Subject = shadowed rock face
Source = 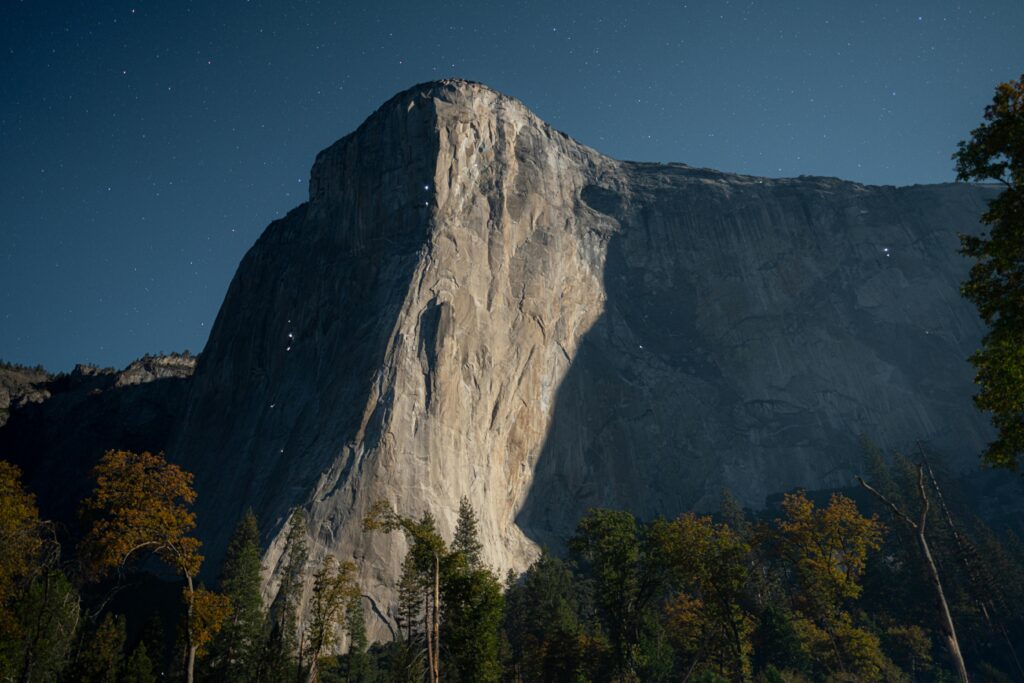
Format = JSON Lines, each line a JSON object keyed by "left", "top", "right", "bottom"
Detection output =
{"left": 164, "top": 79, "right": 994, "bottom": 635}
{"left": 0, "top": 357, "right": 195, "bottom": 525}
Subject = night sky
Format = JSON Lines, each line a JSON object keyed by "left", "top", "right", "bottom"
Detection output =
{"left": 2, "top": 1, "right": 1022, "bottom": 372}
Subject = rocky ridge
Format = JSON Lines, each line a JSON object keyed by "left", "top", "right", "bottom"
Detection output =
{"left": 0, "top": 354, "right": 196, "bottom": 521}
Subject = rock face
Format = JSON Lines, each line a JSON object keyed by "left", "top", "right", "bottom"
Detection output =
{"left": 166, "top": 79, "right": 993, "bottom": 635}
{"left": 0, "top": 362, "right": 52, "bottom": 427}
{"left": 0, "top": 356, "right": 195, "bottom": 524}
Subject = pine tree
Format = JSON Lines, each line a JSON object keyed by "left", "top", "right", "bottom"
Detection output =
{"left": 208, "top": 509, "right": 265, "bottom": 682}
{"left": 263, "top": 508, "right": 309, "bottom": 682}
{"left": 443, "top": 499, "right": 502, "bottom": 683}
{"left": 442, "top": 567, "right": 504, "bottom": 683}
{"left": 395, "top": 555, "right": 423, "bottom": 645}
{"left": 139, "top": 613, "right": 166, "bottom": 678}
{"left": 121, "top": 642, "right": 157, "bottom": 683}
{"left": 69, "top": 613, "right": 126, "bottom": 683}
{"left": 363, "top": 503, "right": 445, "bottom": 683}
{"left": 451, "top": 497, "right": 483, "bottom": 569}
{"left": 344, "top": 594, "right": 369, "bottom": 682}
{"left": 10, "top": 569, "right": 79, "bottom": 683}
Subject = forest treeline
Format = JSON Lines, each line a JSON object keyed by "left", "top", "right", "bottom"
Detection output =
{"left": 1, "top": 445, "right": 1023, "bottom": 683}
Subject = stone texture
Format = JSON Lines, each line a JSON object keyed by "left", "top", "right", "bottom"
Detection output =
{"left": 162, "top": 80, "right": 995, "bottom": 638}
{"left": 0, "top": 362, "right": 52, "bottom": 427}
{"left": 115, "top": 352, "right": 197, "bottom": 387}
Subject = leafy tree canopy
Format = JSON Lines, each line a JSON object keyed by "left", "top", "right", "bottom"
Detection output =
{"left": 955, "top": 74, "right": 1024, "bottom": 470}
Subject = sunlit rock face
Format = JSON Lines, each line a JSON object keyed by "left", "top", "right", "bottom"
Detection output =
{"left": 168, "top": 79, "right": 993, "bottom": 636}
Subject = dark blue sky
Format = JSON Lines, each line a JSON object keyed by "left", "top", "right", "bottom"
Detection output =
{"left": 2, "top": 1, "right": 1022, "bottom": 372}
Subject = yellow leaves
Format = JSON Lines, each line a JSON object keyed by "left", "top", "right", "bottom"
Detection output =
{"left": 189, "top": 587, "right": 232, "bottom": 658}
{"left": 306, "top": 555, "right": 361, "bottom": 658}
{"left": 0, "top": 461, "right": 41, "bottom": 635}
{"left": 777, "top": 492, "right": 882, "bottom": 606}
{"left": 80, "top": 450, "right": 203, "bottom": 580}
{"left": 663, "top": 592, "right": 704, "bottom": 654}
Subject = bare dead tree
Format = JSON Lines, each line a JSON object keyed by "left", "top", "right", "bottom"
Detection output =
{"left": 916, "top": 443, "right": 1024, "bottom": 680}
{"left": 857, "top": 465, "right": 970, "bottom": 683}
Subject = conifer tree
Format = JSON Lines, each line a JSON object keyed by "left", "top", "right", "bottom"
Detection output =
{"left": 121, "top": 642, "right": 157, "bottom": 683}
{"left": 208, "top": 509, "right": 265, "bottom": 682}
{"left": 442, "top": 499, "right": 503, "bottom": 683}
{"left": 9, "top": 568, "right": 79, "bottom": 683}
{"left": 139, "top": 613, "right": 166, "bottom": 678}
{"left": 451, "top": 497, "right": 483, "bottom": 569}
{"left": 69, "top": 613, "right": 126, "bottom": 683}
{"left": 364, "top": 503, "right": 445, "bottom": 683}
{"left": 395, "top": 555, "right": 423, "bottom": 645}
{"left": 264, "top": 508, "right": 309, "bottom": 682}
{"left": 344, "top": 594, "right": 370, "bottom": 682}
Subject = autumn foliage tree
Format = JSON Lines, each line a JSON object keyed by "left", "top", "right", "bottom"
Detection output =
{"left": 0, "top": 460, "right": 79, "bottom": 683}
{"left": 79, "top": 450, "right": 223, "bottom": 683}
{"left": 0, "top": 461, "right": 42, "bottom": 634}
{"left": 774, "top": 492, "right": 890, "bottom": 680}
{"left": 658, "top": 513, "right": 755, "bottom": 681}
{"left": 302, "top": 555, "right": 360, "bottom": 683}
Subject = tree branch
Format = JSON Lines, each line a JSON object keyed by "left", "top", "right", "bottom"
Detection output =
{"left": 855, "top": 476, "right": 917, "bottom": 529}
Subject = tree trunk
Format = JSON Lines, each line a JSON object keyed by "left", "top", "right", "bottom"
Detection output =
{"left": 857, "top": 467, "right": 969, "bottom": 683}
{"left": 424, "top": 589, "right": 434, "bottom": 683}
{"left": 185, "top": 573, "right": 196, "bottom": 683}
{"left": 916, "top": 525, "right": 969, "bottom": 683}
{"left": 432, "top": 553, "right": 441, "bottom": 683}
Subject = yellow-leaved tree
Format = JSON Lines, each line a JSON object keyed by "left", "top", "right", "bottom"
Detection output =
{"left": 80, "top": 450, "right": 227, "bottom": 683}
{"left": 774, "top": 492, "right": 892, "bottom": 681}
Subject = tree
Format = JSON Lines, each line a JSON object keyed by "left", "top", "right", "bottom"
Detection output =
{"left": 188, "top": 587, "right": 232, "bottom": 665}
{"left": 858, "top": 467, "right": 970, "bottom": 682}
{"left": 264, "top": 508, "right": 310, "bottom": 683}
{"left": 302, "top": 555, "right": 360, "bottom": 683}
{"left": 954, "top": 73, "right": 1024, "bottom": 470}
{"left": 121, "top": 642, "right": 157, "bottom": 683}
{"left": 208, "top": 509, "right": 265, "bottom": 682}
{"left": 364, "top": 502, "right": 445, "bottom": 683}
{"left": 11, "top": 568, "right": 80, "bottom": 683}
{"left": 69, "top": 612, "right": 126, "bottom": 683}
{"left": 503, "top": 551, "right": 587, "bottom": 683}
{"left": 441, "top": 555, "right": 503, "bottom": 682}
{"left": 343, "top": 593, "right": 370, "bottom": 682}
{"left": 79, "top": 450, "right": 205, "bottom": 683}
{"left": 568, "top": 508, "right": 646, "bottom": 679}
{"left": 0, "top": 461, "right": 42, "bottom": 642}
{"left": 773, "top": 492, "right": 888, "bottom": 680}
{"left": 0, "top": 461, "right": 79, "bottom": 683}
{"left": 659, "top": 513, "right": 754, "bottom": 681}
{"left": 451, "top": 497, "right": 483, "bottom": 569}
{"left": 391, "top": 555, "right": 426, "bottom": 683}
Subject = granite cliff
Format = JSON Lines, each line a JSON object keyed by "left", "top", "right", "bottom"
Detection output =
{"left": 166, "top": 80, "right": 993, "bottom": 633}
{"left": 0, "top": 80, "right": 997, "bottom": 637}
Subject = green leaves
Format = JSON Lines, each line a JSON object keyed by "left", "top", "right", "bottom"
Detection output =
{"left": 954, "top": 74, "right": 1024, "bottom": 470}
